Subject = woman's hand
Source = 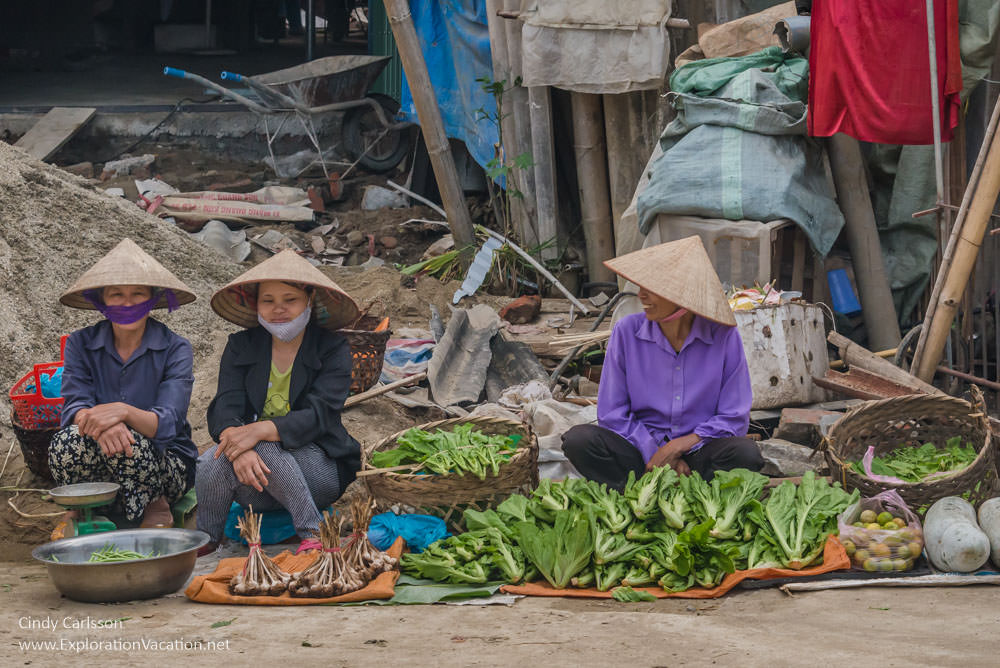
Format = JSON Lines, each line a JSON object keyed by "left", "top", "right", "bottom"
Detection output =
{"left": 76, "top": 403, "right": 128, "bottom": 439}
{"left": 232, "top": 450, "right": 271, "bottom": 492}
{"left": 96, "top": 422, "right": 135, "bottom": 458}
{"left": 216, "top": 422, "right": 277, "bottom": 462}
{"left": 646, "top": 434, "right": 700, "bottom": 475}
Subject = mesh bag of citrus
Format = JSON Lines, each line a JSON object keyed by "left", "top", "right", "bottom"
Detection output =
{"left": 837, "top": 490, "right": 924, "bottom": 572}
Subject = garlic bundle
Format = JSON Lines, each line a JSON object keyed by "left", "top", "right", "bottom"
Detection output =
{"left": 344, "top": 497, "right": 398, "bottom": 580}
{"left": 229, "top": 507, "right": 292, "bottom": 596}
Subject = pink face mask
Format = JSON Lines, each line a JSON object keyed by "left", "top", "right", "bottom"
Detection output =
{"left": 658, "top": 307, "right": 689, "bottom": 323}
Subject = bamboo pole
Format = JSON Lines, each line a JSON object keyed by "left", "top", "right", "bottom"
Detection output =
{"left": 913, "top": 118, "right": 1000, "bottom": 382}
{"left": 344, "top": 371, "right": 427, "bottom": 407}
{"left": 382, "top": 0, "right": 476, "bottom": 253}
{"left": 529, "top": 85, "right": 558, "bottom": 260}
{"left": 570, "top": 91, "right": 616, "bottom": 284}
{"left": 827, "top": 133, "right": 902, "bottom": 350}
{"left": 910, "top": 94, "right": 1000, "bottom": 375}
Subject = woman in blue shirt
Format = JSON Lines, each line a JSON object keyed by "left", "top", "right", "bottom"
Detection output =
{"left": 50, "top": 239, "right": 198, "bottom": 529}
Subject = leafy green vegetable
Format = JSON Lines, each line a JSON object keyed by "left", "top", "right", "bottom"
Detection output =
{"left": 515, "top": 510, "right": 593, "bottom": 589}
{"left": 611, "top": 586, "right": 657, "bottom": 602}
{"left": 402, "top": 471, "right": 857, "bottom": 592}
{"left": 624, "top": 468, "right": 662, "bottom": 520}
{"left": 594, "top": 561, "right": 627, "bottom": 591}
{"left": 850, "top": 438, "right": 977, "bottom": 482}
{"left": 657, "top": 468, "right": 690, "bottom": 529}
{"left": 370, "top": 424, "right": 518, "bottom": 479}
{"left": 496, "top": 494, "right": 531, "bottom": 524}
{"left": 751, "top": 471, "right": 859, "bottom": 570}
{"left": 681, "top": 469, "right": 767, "bottom": 540}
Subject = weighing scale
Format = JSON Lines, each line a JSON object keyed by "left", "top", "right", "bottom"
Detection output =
{"left": 48, "top": 483, "right": 119, "bottom": 537}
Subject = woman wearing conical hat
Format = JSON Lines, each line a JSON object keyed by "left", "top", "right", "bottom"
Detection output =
{"left": 562, "top": 237, "right": 763, "bottom": 490}
{"left": 196, "top": 250, "right": 362, "bottom": 556}
{"left": 51, "top": 238, "right": 199, "bottom": 529}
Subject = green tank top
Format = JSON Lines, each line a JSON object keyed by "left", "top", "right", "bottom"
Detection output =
{"left": 261, "top": 362, "right": 293, "bottom": 419}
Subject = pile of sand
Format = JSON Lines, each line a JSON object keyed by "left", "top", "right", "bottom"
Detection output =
{"left": 0, "top": 141, "right": 243, "bottom": 412}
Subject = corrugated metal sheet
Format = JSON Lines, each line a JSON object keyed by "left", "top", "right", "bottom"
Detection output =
{"left": 368, "top": 0, "right": 404, "bottom": 101}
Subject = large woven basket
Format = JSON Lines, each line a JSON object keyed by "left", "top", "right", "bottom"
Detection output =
{"left": 337, "top": 314, "right": 390, "bottom": 395}
{"left": 10, "top": 410, "right": 56, "bottom": 481}
{"left": 362, "top": 416, "right": 539, "bottom": 532}
{"left": 822, "top": 389, "right": 998, "bottom": 509}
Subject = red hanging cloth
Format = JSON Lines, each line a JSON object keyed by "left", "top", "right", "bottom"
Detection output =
{"left": 808, "top": 0, "right": 962, "bottom": 145}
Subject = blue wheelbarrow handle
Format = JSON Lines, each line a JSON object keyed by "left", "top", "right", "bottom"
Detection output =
{"left": 220, "top": 71, "right": 243, "bottom": 82}
{"left": 161, "top": 66, "right": 273, "bottom": 115}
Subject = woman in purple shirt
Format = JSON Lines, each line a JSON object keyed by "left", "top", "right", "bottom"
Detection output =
{"left": 50, "top": 239, "right": 198, "bottom": 529}
{"left": 562, "top": 236, "right": 763, "bottom": 491}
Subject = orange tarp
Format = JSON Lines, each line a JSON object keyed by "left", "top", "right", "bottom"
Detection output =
{"left": 501, "top": 535, "right": 848, "bottom": 599}
{"left": 185, "top": 537, "right": 404, "bottom": 605}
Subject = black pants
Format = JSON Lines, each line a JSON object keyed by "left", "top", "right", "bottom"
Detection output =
{"left": 561, "top": 424, "right": 764, "bottom": 492}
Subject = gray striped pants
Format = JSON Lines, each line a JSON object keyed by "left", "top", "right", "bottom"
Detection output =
{"left": 195, "top": 441, "right": 340, "bottom": 542}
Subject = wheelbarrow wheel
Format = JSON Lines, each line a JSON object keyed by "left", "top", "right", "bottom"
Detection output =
{"left": 343, "top": 93, "right": 412, "bottom": 173}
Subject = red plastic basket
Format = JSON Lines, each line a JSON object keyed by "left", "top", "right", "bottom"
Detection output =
{"left": 8, "top": 336, "right": 68, "bottom": 430}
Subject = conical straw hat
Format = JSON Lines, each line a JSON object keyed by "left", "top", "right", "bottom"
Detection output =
{"left": 60, "top": 238, "right": 196, "bottom": 310}
{"left": 211, "top": 249, "right": 360, "bottom": 330}
{"left": 603, "top": 236, "right": 736, "bottom": 326}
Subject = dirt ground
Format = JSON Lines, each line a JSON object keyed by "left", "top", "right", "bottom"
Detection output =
{"left": 0, "top": 564, "right": 995, "bottom": 666}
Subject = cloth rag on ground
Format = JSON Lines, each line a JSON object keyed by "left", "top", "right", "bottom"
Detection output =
{"left": 808, "top": 0, "right": 961, "bottom": 145}
{"left": 185, "top": 537, "right": 404, "bottom": 605}
{"left": 368, "top": 513, "right": 451, "bottom": 553}
{"left": 380, "top": 338, "right": 436, "bottom": 384}
{"left": 399, "top": 0, "right": 498, "bottom": 173}
{"left": 501, "top": 535, "right": 848, "bottom": 599}
{"left": 635, "top": 47, "right": 844, "bottom": 257}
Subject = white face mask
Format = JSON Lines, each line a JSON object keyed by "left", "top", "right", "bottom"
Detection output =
{"left": 258, "top": 300, "right": 312, "bottom": 342}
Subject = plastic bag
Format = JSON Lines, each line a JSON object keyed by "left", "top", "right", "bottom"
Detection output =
{"left": 838, "top": 490, "right": 924, "bottom": 572}
{"left": 368, "top": 512, "right": 450, "bottom": 554}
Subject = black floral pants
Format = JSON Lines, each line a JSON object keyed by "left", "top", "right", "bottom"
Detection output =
{"left": 49, "top": 426, "right": 188, "bottom": 522}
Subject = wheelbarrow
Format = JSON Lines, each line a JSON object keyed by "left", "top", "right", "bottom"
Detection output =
{"left": 164, "top": 55, "right": 413, "bottom": 175}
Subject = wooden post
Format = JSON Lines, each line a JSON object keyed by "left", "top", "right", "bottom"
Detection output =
{"left": 913, "top": 114, "right": 1000, "bottom": 382}
{"left": 571, "top": 92, "right": 616, "bottom": 284}
{"left": 502, "top": 0, "right": 539, "bottom": 248}
{"left": 484, "top": 0, "right": 533, "bottom": 247}
{"left": 604, "top": 91, "right": 659, "bottom": 256}
{"left": 383, "top": 0, "right": 476, "bottom": 253}
{"left": 827, "top": 133, "right": 902, "bottom": 350}
{"left": 529, "top": 85, "right": 558, "bottom": 260}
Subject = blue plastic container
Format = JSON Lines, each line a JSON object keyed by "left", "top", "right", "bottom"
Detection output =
{"left": 827, "top": 268, "right": 862, "bottom": 315}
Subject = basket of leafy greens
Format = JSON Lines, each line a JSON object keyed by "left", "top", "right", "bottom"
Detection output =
{"left": 823, "top": 387, "right": 998, "bottom": 509}
{"left": 362, "top": 416, "right": 538, "bottom": 530}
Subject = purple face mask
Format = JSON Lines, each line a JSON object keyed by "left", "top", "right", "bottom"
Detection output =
{"left": 83, "top": 289, "right": 179, "bottom": 325}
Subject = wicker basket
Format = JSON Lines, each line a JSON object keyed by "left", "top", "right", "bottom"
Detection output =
{"left": 362, "top": 416, "right": 539, "bottom": 532}
{"left": 10, "top": 410, "right": 56, "bottom": 481}
{"left": 337, "top": 314, "right": 391, "bottom": 395}
{"left": 822, "top": 389, "right": 998, "bottom": 509}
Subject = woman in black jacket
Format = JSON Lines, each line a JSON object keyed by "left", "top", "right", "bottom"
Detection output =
{"left": 196, "top": 250, "right": 362, "bottom": 555}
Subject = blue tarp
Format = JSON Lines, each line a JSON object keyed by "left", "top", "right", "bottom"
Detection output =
{"left": 399, "top": 0, "right": 498, "bottom": 172}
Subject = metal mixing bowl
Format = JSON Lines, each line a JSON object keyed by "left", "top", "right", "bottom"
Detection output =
{"left": 32, "top": 529, "right": 210, "bottom": 603}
